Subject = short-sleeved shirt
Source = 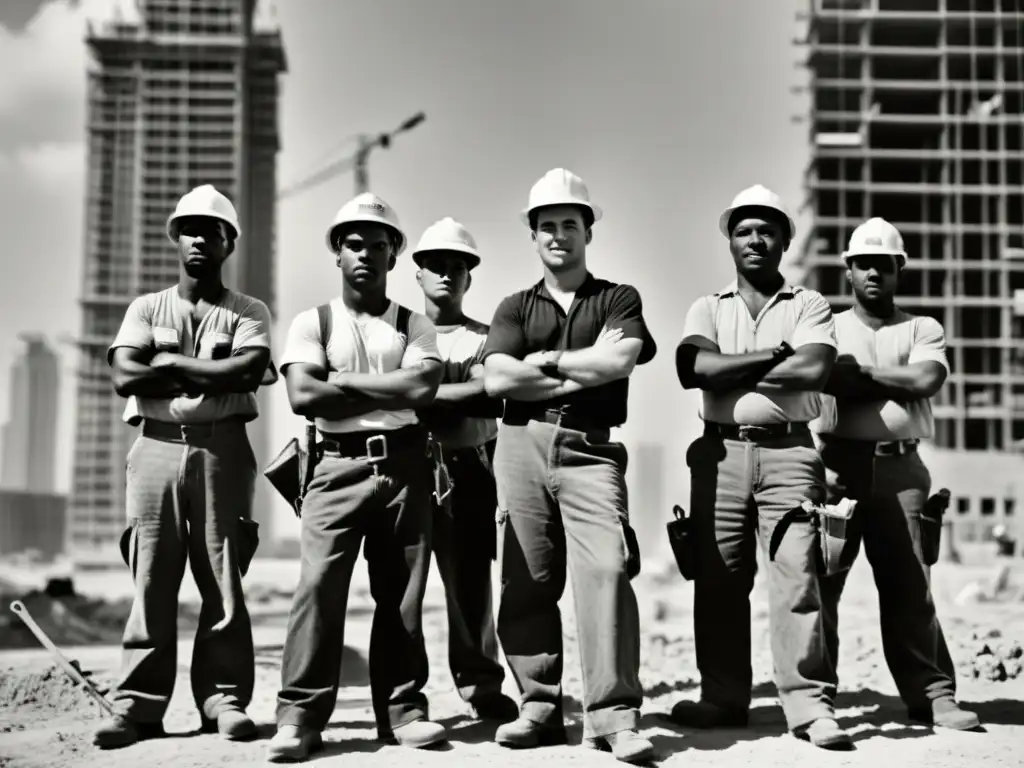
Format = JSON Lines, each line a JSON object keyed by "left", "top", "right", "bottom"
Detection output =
{"left": 681, "top": 281, "right": 837, "bottom": 425}
{"left": 280, "top": 299, "right": 441, "bottom": 435}
{"left": 108, "top": 287, "right": 273, "bottom": 426}
{"left": 812, "top": 308, "right": 948, "bottom": 441}
{"left": 431, "top": 319, "right": 499, "bottom": 450}
{"left": 481, "top": 273, "right": 657, "bottom": 428}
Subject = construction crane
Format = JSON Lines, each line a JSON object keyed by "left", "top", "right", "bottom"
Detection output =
{"left": 277, "top": 111, "right": 426, "bottom": 200}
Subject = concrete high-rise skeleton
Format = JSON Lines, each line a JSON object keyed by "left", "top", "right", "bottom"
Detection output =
{"left": 797, "top": 0, "right": 1024, "bottom": 539}
{"left": 68, "top": 0, "right": 286, "bottom": 561}
{"left": 1, "top": 334, "right": 60, "bottom": 494}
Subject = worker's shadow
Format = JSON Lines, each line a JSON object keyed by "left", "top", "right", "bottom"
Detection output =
{"left": 835, "top": 688, "right": 998, "bottom": 741}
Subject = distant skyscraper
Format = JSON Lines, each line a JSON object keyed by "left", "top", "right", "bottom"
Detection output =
{"left": 627, "top": 442, "right": 666, "bottom": 557}
{"left": 1, "top": 334, "right": 60, "bottom": 493}
{"left": 68, "top": 0, "right": 287, "bottom": 561}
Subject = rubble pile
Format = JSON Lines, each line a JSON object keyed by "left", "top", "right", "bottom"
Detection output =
{"left": 967, "top": 629, "right": 1024, "bottom": 683}
{"left": 0, "top": 665, "right": 108, "bottom": 715}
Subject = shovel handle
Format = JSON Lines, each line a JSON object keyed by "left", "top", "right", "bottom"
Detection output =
{"left": 9, "top": 600, "right": 116, "bottom": 717}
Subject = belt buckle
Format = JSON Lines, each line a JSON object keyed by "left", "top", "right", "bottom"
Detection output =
{"left": 365, "top": 434, "right": 388, "bottom": 475}
{"left": 737, "top": 425, "right": 755, "bottom": 442}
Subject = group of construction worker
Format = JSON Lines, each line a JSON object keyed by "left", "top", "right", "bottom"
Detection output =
{"left": 93, "top": 169, "right": 980, "bottom": 763}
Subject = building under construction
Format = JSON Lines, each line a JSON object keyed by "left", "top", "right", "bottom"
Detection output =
{"left": 68, "top": 0, "right": 286, "bottom": 562}
{"left": 798, "top": 0, "right": 1024, "bottom": 539}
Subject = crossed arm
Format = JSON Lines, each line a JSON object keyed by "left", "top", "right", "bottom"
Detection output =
{"left": 675, "top": 335, "right": 835, "bottom": 393}
{"left": 418, "top": 364, "right": 505, "bottom": 421}
{"left": 824, "top": 356, "right": 946, "bottom": 401}
{"left": 285, "top": 360, "right": 443, "bottom": 421}
{"left": 111, "top": 346, "right": 271, "bottom": 398}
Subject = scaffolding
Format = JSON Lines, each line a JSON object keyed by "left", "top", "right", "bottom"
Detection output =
{"left": 797, "top": 0, "right": 1024, "bottom": 454}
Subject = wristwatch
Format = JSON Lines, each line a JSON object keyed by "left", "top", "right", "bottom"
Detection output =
{"left": 540, "top": 351, "right": 564, "bottom": 378}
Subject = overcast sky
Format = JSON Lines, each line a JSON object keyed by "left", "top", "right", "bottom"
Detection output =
{"left": 0, "top": 0, "right": 809, "bottom": 528}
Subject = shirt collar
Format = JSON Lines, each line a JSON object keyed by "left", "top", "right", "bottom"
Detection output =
{"left": 534, "top": 272, "right": 599, "bottom": 301}
{"left": 714, "top": 279, "right": 798, "bottom": 298}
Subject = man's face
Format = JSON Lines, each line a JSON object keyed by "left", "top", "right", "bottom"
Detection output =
{"left": 847, "top": 253, "right": 900, "bottom": 302}
{"left": 176, "top": 216, "right": 233, "bottom": 277}
{"left": 417, "top": 252, "right": 471, "bottom": 305}
{"left": 728, "top": 210, "right": 787, "bottom": 278}
{"left": 335, "top": 223, "right": 395, "bottom": 289}
{"left": 532, "top": 205, "right": 591, "bottom": 272}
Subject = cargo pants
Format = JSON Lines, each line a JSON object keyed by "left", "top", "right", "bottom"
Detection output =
{"left": 114, "top": 418, "right": 259, "bottom": 725}
{"left": 817, "top": 437, "right": 957, "bottom": 707}
{"left": 276, "top": 426, "right": 434, "bottom": 735}
{"left": 687, "top": 429, "right": 834, "bottom": 730}
{"left": 431, "top": 438, "right": 506, "bottom": 704}
{"left": 494, "top": 420, "right": 642, "bottom": 738}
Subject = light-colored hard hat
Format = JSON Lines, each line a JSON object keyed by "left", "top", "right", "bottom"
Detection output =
{"left": 718, "top": 184, "right": 796, "bottom": 240}
{"left": 520, "top": 168, "right": 603, "bottom": 228}
{"left": 842, "top": 217, "right": 907, "bottom": 266}
{"left": 166, "top": 184, "right": 240, "bottom": 243}
{"left": 412, "top": 217, "right": 481, "bottom": 269}
{"left": 326, "top": 192, "right": 406, "bottom": 255}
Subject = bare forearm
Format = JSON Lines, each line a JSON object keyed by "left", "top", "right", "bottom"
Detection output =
{"left": 112, "top": 362, "right": 186, "bottom": 398}
{"left": 554, "top": 346, "right": 633, "bottom": 387}
{"left": 291, "top": 378, "right": 399, "bottom": 421}
{"left": 823, "top": 367, "right": 892, "bottom": 401}
{"left": 337, "top": 369, "right": 440, "bottom": 407}
{"left": 484, "top": 356, "right": 568, "bottom": 401}
{"left": 865, "top": 366, "right": 942, "bottom": 399}
{"left": 163, "top": 355, "right": 264, "bottom": 394}
{"left": 755, "top": 352, "right": 831, "bottom": 392}
{"left": 428, "top": 381, "right": 505, "bottom": 417}
{"left": 683, "top": 348, "right": 780, "bottom": 392}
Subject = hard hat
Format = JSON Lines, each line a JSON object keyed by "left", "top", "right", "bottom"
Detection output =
{"left": 718, "top": 184, "right": 796, "bottom": 240}
{"left": 411, "top": 217, "right": 481, "bottom": 269}
{"left": 520, "top": 168, "right": 603, "bottom": 227}
{"left": 842, "top": 217, "right": 907, "bottom": 266}
{"left": 166, "top": 184, "right": 240, "bottom": 243}
{"left": 326, "top": 192, "right": 406, "bottom": 255}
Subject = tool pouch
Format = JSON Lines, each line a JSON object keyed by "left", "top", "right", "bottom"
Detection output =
{"left": 264, "top": 422, "right": 319, "bottom": 518}
{"left": 769, "top": 499, "right": 858, "bottom": 577}
{"left": 621, "top": 518, "right": 641, "bottom": 580}
{"left": 426, "top": 434, "right": 454, "bottom": 505}
{"left": 919, "top": 488, "right": 950, "bottom": 567}
{"left": 666, "top": 505, "right": 696, "bottom": 581}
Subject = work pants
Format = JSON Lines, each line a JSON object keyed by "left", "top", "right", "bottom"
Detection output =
{"left": 113, "top": 419, "right": 258, "bottom": 724}
{"left": 431, "top": 439, "right": 505, "bottom": 703}
{"left": 494, "top": 420, "right": 642, "bottom": 738}
{"left": 817, "top": 438, "right": 957, "bottom": 707}
{"left": 276, "top": 428, "right": 433, "bottom": 735}
{"left": 687, "top": 431, "right": 834, "bottom": 730}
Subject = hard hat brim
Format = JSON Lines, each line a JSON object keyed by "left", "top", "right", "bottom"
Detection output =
{"left": 411, "top": 246, "right": 481, "bottom": 270}
{"left": 166, "top": 212, "right": 240, "bottom": 243}
{"left": 718, "top": 205, "right": 796, "bottom": 241}
{"left": 520, "top": 201, "right": 603, "bottom": 228}
{"left": 842, "top": 246, "right": 907, "bottom": 264}
{"left": 326, "top": 218, "right": 407, "bottom": 255}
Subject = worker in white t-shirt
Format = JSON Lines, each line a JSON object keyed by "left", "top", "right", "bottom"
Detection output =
{"left": 411, "top": 217, "right": 518, "bottom": 723}
{"left": 267, "top": 194, "right": 447, "bottom": 762}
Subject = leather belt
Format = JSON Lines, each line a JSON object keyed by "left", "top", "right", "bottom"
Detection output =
{"left": 320, "top": 425, "right": 423, "bottom": 462}
{"left": 504, "top": 407, "right": 607, "bottom": 434}
{"left": 874, "top": 439, "right": 919, "bottom": 457}
{"left": 142, "top": 417, "right": 246, "bottom": 443}
{"left": 704, "top": 421, "right": 810, "bottom": 442}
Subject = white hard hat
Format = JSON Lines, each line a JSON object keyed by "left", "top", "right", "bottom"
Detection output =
{"left": 166, "top": 184, "right": 240, "bottom": 243}
{"left": 326, "top": 192, "right": 406, "bottom": 255}
{"left": 718, "top": 184, "right": 796, "bottom": 240}
{"left": 842, "top": 217, "right": 907, "bottom": 266}
{"left": 520, "top": 168, "right": 603, "bottom": 228}
{"left": 412, "top": 217, "right": 481, "bottom": 269}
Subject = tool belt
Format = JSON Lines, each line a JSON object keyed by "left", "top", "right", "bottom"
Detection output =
{"left": 666, "top": 504, "right": 696, "bottom": 581}
{"left": 769, "top": 498, "right": 859, "bottom": 577}
{"left": 920, "top": 488, "right": 950, "bottom": 566}
{"left": 320, "top": 424, "right": 422, "bottom": 463}
{"left": 704, "top": 421, "right": 809, "bottom": 442}
{"left": 142, "top": 417, "right": 247, "bottom": 443}
{"left": 503, "top": 406, "right": 610, "bottom": 437}
{"left": 874, "top": 438, "right": 918, "bottom": 457}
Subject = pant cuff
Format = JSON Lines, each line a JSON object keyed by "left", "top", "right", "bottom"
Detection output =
{"left": 276, "top": 704, "right": 326, "bottom": 731}
{"left": 585, "top": 707, "right": 639, "bottom": 738}
{"left": 520, "top": 700, "right": 563, "bottom": 727}
{"left": 783, "top": 704, "right": 837, "bottom": 731}
{"left": 111, "top": 693, "right": 169, "bottom": 724}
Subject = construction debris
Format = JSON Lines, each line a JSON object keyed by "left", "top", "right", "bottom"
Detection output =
{"left": 969, "top": 629, "right": 1024, "bottom": 682}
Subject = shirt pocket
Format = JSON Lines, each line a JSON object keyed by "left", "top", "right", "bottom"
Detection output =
{"left": 199, "top": 331, "right": 234, "bottom": 360}
{"left": 153, "top": 327, "right": 180, "bottom": 353}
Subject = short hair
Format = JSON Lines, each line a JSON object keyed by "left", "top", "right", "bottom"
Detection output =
{"left": 529, "top": 204, "right": 595, "bottom": 232}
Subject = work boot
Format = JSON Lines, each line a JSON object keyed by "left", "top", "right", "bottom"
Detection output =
{"left": 583, "top": 729, "right": 656, "bottom": 764}
{"left": 387, "top": 719, "right": 448, "bottom": 748}
{"left": 794, "top": 717, "right": 853, "bottom": 750}
{"left": 908, "top": 698, "right": 981, "bottom": 731}
{"left": 266, "top": 726, "right": 323, "bottom": 763}
{"left": 92, "top": 716, "right": 166, "bottom": 749}
{"left": 668, "top": 700, "right": 748, "bottom": 729}
{"left": 200, "top": 708, "right": 257, "bottom": 741}
{"left": 495, "top": 717, "right": 568, "bottom": 748}
{"left": 470, "top": 692, "right": 520, "bottom": 723}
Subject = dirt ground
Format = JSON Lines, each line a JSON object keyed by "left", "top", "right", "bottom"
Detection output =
{"left": 1, "top": 551, "right": 1022, "bottom": 768}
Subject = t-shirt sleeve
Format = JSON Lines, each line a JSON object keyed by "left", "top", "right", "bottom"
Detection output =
{"left": 107, "top": 295, "right": 153, "bottom": 365}
{"left": 604, "top": 284, "right": 657, "bottom": 365}
{"left": 233, "top": 298, "right": 273, "bottom": 352}
{"left": 790, "top": 291, "right": 838, "bottom": 349}
{"left": 909, "top": 316, "right": 950, "bottom": 373}
{"left": 401, "top": 313, "right": 442, "bottom": 368}
{"left": 681, "top": 297, "right": 716, "bottom": 344}
{"left": 279, "top": 309, "right": 325, "bottom": 374}
{"left": 480, "top": 295, "right": 526, "bottom": 361}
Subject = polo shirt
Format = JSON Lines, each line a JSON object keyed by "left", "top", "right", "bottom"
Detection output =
{"left": 108, "top": 286, "right": 273, "bottom": 426}
{"left": 481, "top": 273, "right": 657, "bottom": 428}
{"left": 432, "top": 319, "right": 499, "bottom": 450}
{"left": 812, "top": 307, "right": 948, "bottom": 441}
{"left": 681, "top": 280, "right": 836, "bottom": 425}
{"left": 279, "top": 299, "right": 441, "bottom": 435}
